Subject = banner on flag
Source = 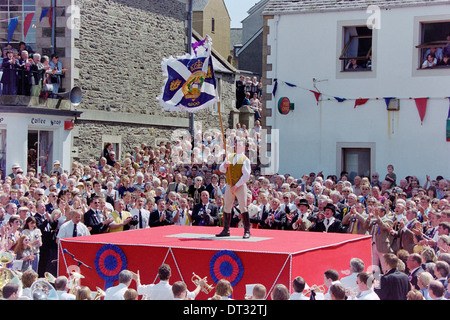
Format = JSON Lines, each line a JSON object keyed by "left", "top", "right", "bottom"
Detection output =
{"left": 157, "top": 36, "right": 218, "bottom": 113}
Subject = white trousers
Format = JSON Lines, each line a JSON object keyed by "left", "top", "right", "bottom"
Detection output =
{"left": 223, "top": 184, "right": 247, "bottom": 213}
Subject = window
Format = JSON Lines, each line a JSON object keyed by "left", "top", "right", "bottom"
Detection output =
{"left": 211, "top": 18, "right": 215, "bottom": 33}
{"left": 416, "top": 21, "right": 450, "bottom": 69}
{"left": 342, "top": 148, "right": 371, "bottom": 183}
{"left": 0, "top": 0, "right": 36, "bottom": 49}
{"left": 28, "top": 129, "right": 53, "bottom": 175}
{"left": 339, "top": 26, "right": 372, "bottom": 71}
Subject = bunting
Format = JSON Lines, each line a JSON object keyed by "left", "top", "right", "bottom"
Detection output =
{"left": 309, "top": 90, "right": 321, "bottom": 106}
{"left": 354, "top": 98, "right": 369, "bottom": 109}
{"left": 271, "top": 79, "right": 449, "bottom": 130}
{"left": 7, "top": 17, "right": 18, "bottom": 43}
{"left": 23, "top": 12, "right": 35, "bottom": 38}
{"left": 414, "top": 97, "right": 428, "bottom": 125}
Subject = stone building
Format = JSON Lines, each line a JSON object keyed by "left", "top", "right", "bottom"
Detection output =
{"left": 0, "top": 0, "right": 237, "bottom": 174}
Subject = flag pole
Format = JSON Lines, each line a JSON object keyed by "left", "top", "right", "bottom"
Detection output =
{"left": 187, "top": 0, "right": 194, "bottom": 137}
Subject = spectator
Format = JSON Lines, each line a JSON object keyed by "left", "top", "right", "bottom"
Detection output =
{"left": 374, "top": 253, "right": 410, "bottom": 300}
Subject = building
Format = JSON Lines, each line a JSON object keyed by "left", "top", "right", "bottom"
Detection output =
{"left": 262, "top": 0, "right": 450, "bottom": 182}
{"left": 234, "top": 0, "right": 268, "bottom": 76}
{"left": 192, "top": 0, "right": 231, "bottom": 61}
{"left": 0, "top": 0, "right": 237, "bottom": 177}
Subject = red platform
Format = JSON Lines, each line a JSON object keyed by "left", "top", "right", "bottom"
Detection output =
{"left": 57, "top": 225, "right": 372, "bottom": 300}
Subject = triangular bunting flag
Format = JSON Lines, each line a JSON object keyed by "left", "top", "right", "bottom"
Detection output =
{"left": 384, "top": 97, "right": 396, "bottom": 109}
{"left": 285, "top": 82, "right": 296, "bottom": 87}
{"left": 7, "top": 17, "right": 19, "bottom": 43}
{"left": 40, "top": 8, "right": 50, "bottom": 22}
{"left": 354, "top": 98, "right": 369, "bottom": 108}
{"left": 24, "top": 12, "right": 35, "bottom": 38}
{"left": 310, "top": 90, "right": 321, "bottom": 105}
{"left": 272, "top": 79, "right": 278, "bottom": 98}
{"left": 334, "top": 97, "right": 346, "bottom": 103}
{"left": 414, "top": 97, "right": 428, "bottom": 125}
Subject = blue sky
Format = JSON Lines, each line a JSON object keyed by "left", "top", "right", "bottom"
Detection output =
{"left": 224, "top": 0, "right": 260, "bottom": 28}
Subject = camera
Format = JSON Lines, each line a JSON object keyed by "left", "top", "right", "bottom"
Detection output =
{"left": 129, "top": 215, "right": 139, "bottom": 226}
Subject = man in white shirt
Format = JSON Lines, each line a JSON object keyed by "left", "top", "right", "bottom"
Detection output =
{"left": 56, "top": 209, "right": 90, "bottom": 239}
{"left": 54, "top": 276, "right": 76, "bottom": 300}
{"left": 353, "top": 272, "right": 380, "bottom": 300}
{"left": 105, "top": 270, "right": 135, "bottom": 300}
{"left": 173, "top": 197, "right": 192, "bottom": 226}
{"left": 216, "top": 138, "right": 251, "bottom": 239}
{"left": 340, "top": 257, "right": 365, "bottom": 294}
{"left": 136, "top": 264, "right": 173, "bottom": 300}
{"left": 129, "top": 197, "right": 150, "bottom": 229}
{"left": 289, "top": 276, "right": 309, "bottom": 300}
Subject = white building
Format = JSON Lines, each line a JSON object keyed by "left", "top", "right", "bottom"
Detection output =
{"left": 262, "top": 0, "right": 450, "bottom": 183}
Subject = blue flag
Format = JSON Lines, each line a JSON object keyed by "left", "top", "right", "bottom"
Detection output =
{"left": 7, "top": 17, "right": 19, "bottom": 43}
{"left": 158, "top": 36, "right": 218, "bottom": 112}
{"left": 40, "top": 8, "right": 50, "bottom": 22}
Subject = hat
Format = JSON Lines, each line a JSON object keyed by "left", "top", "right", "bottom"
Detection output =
{"left": 53, "top": 160, "right": 60, "bottom": 165}
{"left": 324, "top": 203, "right": 336, "bottom": 214}
{"left": 12, "top": 163, "right": 20, "bottom": 169}
{"left": 297, "top": 198, "right": 309, "bottom": 207}
{"left": 18, "top": 207, "right": 29, "bottom": 211}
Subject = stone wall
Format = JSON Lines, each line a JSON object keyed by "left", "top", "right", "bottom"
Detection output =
{"left": 71, "top": 0, "right": 236, "bottom": 163}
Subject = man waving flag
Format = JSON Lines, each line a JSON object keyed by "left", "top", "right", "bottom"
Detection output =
{"left": 158, "top": 36, "right": 218, "bottom": 112}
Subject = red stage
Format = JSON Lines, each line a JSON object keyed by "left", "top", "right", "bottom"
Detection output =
{"left": 58, "top": 226, "right": 372, "bottom": 300}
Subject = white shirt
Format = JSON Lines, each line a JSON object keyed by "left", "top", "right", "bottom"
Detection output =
{"left": 289, "top": 292, "right": 309, "bottom": 300}
{"left": 174, "top": 208, "right": 191, "bottom": 226}
{"left": 340, "top": 273, "right": 358, "bottom": 293}
{"left": 129, "top": 208, "right": 150, "bottom": 229}
{"left": 57, "top": 290, "right": 76, "bottom": 300}
{"left": 137, "top": 280, "right": 173, "bottom": 300}
{"left": 105, "top": 283, "right": 128, "bottom": 300}
{"left": 356, "top": 289, "right": 380, "bottom": 300}
{"left": 57, "top": 220, "right": 90, "bottom": 239}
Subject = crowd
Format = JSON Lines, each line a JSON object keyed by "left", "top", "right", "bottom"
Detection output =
{"left": 0, "top": 121, "right": 449, "bottom": 300}
{"left": 0, "top": 42, "right": 67, "bottom": 97}
{"left": 235, "top": 75, "right": 263, "bottom": 122}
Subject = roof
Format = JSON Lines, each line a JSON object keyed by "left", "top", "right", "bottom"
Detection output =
{"left": 263, "top": 0, "right": 450, "bottom": 15}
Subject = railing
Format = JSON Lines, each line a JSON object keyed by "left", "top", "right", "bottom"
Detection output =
{"left": 0, "top": 68, "right": 71, "bottom": 109}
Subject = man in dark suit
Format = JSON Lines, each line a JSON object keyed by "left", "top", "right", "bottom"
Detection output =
{"left": 406, "top": 253, "right": 424, "bottom": 290}
{"left": 375, "top": 253, "right": 410, "bottom": 300}
{"left": 84, "top": 195, "right": 113, "bottom": 234}
{"left": 149, "top": 199, "right": 174, "bottom": 227}
{"left": 310, "top": 203, "right": 344, "bottom": 233}
{"left": 167, "top": 173, "right": 187, "bottom": 194}
{"left": 191, "top": 191, "right": 219, "bottom": 226}
{"left": 34, "top": 200, "right": 58, "bottom": 278}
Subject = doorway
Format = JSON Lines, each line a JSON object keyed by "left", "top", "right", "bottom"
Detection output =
{"left": 28, "top": 130, "right": 53, "bottom": 175}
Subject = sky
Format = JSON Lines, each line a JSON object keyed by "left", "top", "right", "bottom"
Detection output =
{"left": 224, "top": 0, "right": 261, "bottom": 28}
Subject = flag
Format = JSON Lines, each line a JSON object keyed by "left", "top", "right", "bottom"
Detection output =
{"left": 23, "top": 12, "right": 35, "bottom": 38}
{"left": 39, "top": 8, "right": 50, "bottom": 22}
{"left": 158, "top": 36, "right": 218, "bottom": 112}
{"left": 310, "top": 90, "right": 321, "bottom": 105}
{"left": 334, "top": 97, "right": 346, "bottom": 103}
{"left": 414, "top": 97, "right": 428, "bottom": 125}
{"left": 354, "top": 98, "right": 369, "bottom": 108}
{"left": 384, "top": 97, "right": 396, "bottom": 109}
{"left": 7, "top": 17, "right": 19, "bottom": 43}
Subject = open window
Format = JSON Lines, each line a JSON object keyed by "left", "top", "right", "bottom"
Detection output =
{"left": 415, "top": 21, "right": 450, "bottom": 69}
{"left": 339, "top": 26, "right": 373, "bottom": 71}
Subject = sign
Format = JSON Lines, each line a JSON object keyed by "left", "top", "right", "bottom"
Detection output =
{"left": 278, "top": 97, "right": 294, "bottom": 115}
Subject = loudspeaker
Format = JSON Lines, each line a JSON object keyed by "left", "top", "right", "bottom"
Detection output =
{"left": 54, "top": 86, "right": 82, "bottom": 108}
